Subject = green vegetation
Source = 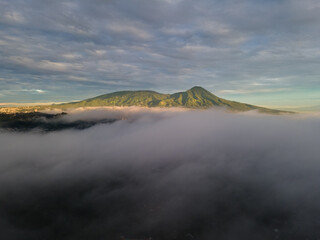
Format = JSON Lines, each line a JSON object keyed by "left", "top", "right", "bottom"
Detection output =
{"left": 53, "top": 86, "right": 291, "bottom": 114}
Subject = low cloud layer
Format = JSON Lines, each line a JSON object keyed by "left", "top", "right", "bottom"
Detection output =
{"left": 1, "top": 109, "right": 320, "bottom": 239}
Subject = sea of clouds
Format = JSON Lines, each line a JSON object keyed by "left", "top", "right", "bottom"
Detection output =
{"left": 0, "top": 108, "right": 320, "bottom": 240}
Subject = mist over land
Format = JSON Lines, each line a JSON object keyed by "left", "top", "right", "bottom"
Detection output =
{"left": 1, "top": 108, "right": 320, "bottom": 240}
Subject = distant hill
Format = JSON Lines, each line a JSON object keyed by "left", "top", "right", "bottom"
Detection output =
{"left": 294, "top": 105, "right": 320, "bottom": 112}
{"left": 55, "top": 86, "right": 290, "bottom": 114}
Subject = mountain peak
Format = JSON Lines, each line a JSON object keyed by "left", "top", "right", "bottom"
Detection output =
{"left": 187, "top": 86, "right": 213, "bottom": 95}
{"left": 189, "top": 86, "right": 207, "bottom": 91}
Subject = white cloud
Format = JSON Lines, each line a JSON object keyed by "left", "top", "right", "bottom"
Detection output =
{"left": 106, "top": 22, "right": 153, "bottom": 40}
{"left": 18, "top": 89, "right": 46, "bottom": 94}
{"left": 34, "top": 89, "right": 45, "bottom": 93}
{"left": 218, "top": 88, "right": 291, "bottom": 94}
{"left": 3, "top": 11, "right": 25, "bottom": 23}
{"left": 8, "top": 56, "right": 83, "bottom": 73}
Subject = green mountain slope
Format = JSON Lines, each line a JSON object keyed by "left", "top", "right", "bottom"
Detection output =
{"left": 56, "top": 86, "right": 290, "bottom": 114}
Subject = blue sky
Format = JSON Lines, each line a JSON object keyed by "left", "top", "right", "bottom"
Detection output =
{"left": 0, "top": 0, "right": 319, "bottom": 108}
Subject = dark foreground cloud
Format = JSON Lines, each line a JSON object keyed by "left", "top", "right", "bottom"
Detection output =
{"left": 0, "top": 109, "right": 320, "bottom": 240}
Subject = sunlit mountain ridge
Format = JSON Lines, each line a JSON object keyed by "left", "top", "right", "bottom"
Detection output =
{"left": 56, "top": 86, "right": 290, "bottom": 114}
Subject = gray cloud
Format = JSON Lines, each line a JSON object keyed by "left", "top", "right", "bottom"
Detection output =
{"left": 0, "top": 109, "right": 320, "bottom": 239}
{"left": 0, "top": 0, "right": 320, "bottom": 103}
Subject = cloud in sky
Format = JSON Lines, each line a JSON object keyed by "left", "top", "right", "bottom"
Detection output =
{"left": 1, "top": 109, "right": 320, "bottom": 239}
{"left": 0, "top": 0, "right": 319, "bottom": 104}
